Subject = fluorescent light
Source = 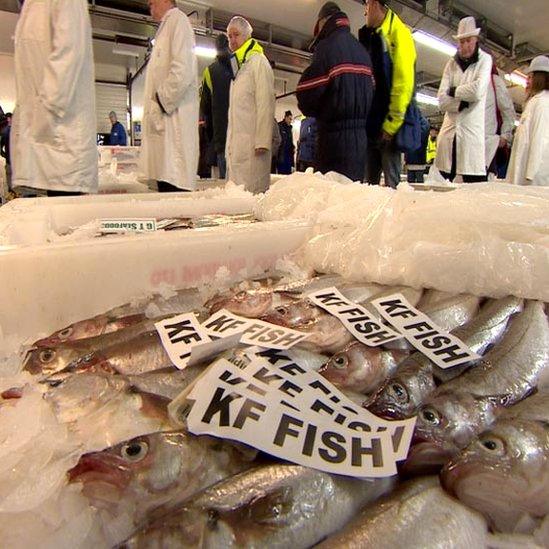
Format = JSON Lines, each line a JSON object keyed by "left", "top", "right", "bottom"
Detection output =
{"left": 514, "top": 119, "right": 520, "bottom": 127}
{"left": 417, "top": 92, "right": 439, "bottom": 106}
{"left": 413, "top": 30, "right": 457, "bottom": 56}
{"left": 194, "top": 46, "right": 217, "bottom": 58}
{"left": 113, "top": 44, "right": 141, "bottom": 58}
{"left": 504, "top": 71, "right": 528, "bottom": 88}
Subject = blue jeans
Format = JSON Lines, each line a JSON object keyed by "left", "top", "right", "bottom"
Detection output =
{"left": 217, "top": 153, "right": 227, "bottom": 179}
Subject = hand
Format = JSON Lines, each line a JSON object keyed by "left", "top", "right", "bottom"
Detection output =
{"left": 380, "top": 131, "right": 393, "bottom": 143}
{"left": 255, "top": 148, "right": 268, "bottom": 156}
{"left": 498, "top": 136, "right": 508, "bottom": 148}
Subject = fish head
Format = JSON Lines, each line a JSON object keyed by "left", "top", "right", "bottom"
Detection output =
{"left": 23, "top": 344, "right": 85, "bottom": 377}
{"left": 441, "top": 419, "right": 549, "bottom": 530}
{"left": 69, "top": 432, "right": 208, "bottom": 512}
{"left": 206, "top": 283, "right": 274, "bottom": 318}
{"left": 319, "top": 343, "right": 393, "bottom": 395}
{"left": 33, "top": 318, "right": 104, "bottom": 347}
{"left": 262, "top": 299, "right": 319, "bottom": 329}
{"left": 367, "top": 360, "right": 436, "bottom": 420}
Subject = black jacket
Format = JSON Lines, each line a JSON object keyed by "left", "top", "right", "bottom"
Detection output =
{"left": 296, "top": 12, "right": 375, "bottom": 181}
{"left": 200, "top": 53, "right": 232, "bottom": 154}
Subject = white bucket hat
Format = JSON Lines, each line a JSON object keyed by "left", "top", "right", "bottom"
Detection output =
{"left": 453, "top": 16, "right": 481, "bottom": 40}
{"left": 526, "top": 55, "right": 549, "bottom": 74}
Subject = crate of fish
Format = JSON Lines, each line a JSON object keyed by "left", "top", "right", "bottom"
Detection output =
{"left": 0, "top": 270, "right": 547, "bottom": 548}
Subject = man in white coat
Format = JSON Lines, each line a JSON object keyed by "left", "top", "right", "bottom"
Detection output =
{"left": 485, "top": 61, "right": 516, "bottom": 179}
{"left": 436, "top": 17, "right": 492, "bottom": 183}
{"left": 226, "top": 16, "right": 275, "bottom": 194}
{"left": 11, "top": 0, "right": 97, "bottom": 195}
{"left": 139, "top": 0, "right": 198, "bottom": 192}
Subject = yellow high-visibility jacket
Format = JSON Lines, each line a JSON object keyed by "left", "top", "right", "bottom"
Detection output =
{"left": 426, "top": 135, "right": 437, "bottom": 164}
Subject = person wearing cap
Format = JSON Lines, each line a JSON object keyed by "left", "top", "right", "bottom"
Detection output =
{"left": 359, "top": 0, "right": 416, "bottom": 188}
{"left": 200, "top": 33, "right": 232, "bottom": 179}
{"left": 296, "top": 2, "right": 375, "bottom": 181}
{"left": 436, "top": 16, "right": 493, "bottom": 183}
{"left": 225, "top": 16, "right": 275, "bottom": 194}
{"left": 277, "top": 110, "right": 295, "bottom": 175}
{"left": 485, "top": 58, "right": 516, "bottom": 179}
{"left": 109, "top": 111, "right": 128, "bottom": 146}
{"left": 507, "top": 55, "right": 549, "bottom": 186}
{"left": 139, "top": 0, "right": 198, "bottom": 192}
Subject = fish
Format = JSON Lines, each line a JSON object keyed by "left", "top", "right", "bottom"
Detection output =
{"left": 441, "top": 392, "right": 549, "bottom": 534}
{"left": 420, "top": 293, "right": 481, "bottom": 333}
{"left": 32, "top": 313, "right": 147, "bottom": 347}
{"left": 406, "top": 301, "right": 549, "bottom": 474}
{"left": 318, "top": 342, "right": 406, "bottom": 397}
{"left": 262, "top": 299, "right": 354, "bottom": 354}
{"left": 24, "top": 318, "right": 174, "bottom": 378}
{"left": 69, "top": 431, "right": 255, "bottom": 529}
{"left": 368, "top": 297, "right": 524, "bottom": 420}
{"left": 119, "top": 464, "right": 395, "bottom": 549}
{"left": 315, "top": 476, "right": 487, "bottom": 548}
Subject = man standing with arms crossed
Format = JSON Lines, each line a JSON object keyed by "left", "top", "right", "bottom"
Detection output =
{"left": 359, "top": 0, "right": 416, "bottom": 188}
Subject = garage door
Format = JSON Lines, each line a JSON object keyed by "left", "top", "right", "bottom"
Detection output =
{"left": 95, "top": 83, "right": 129, "bottom": 135}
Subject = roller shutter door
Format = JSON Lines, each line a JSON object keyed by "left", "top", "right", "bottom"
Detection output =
{"left": 95, "top": 83, "right": 129, "bottom": 135}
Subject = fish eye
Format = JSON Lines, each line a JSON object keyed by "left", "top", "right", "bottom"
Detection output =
{"left": 58, "top": 327, "right": 73, "bottom": 339}
{"left": 332, "top": 355, "right": 348, "bottom": 369}
{"left": 236, "top": 291, "right": 248, "bottom": 299}
{"left": 478, "top": 436, "right": 505, "bottom": 455}
{"left": 275, "top": 306, "right": 288, "bottom": 315}
{"left": 39, "top": 349, "right": 56, "bottom": 364}
{"left": 121, "top": 441, "right": 149, "bottom": 462}
{"left": 420, "top": 407, "right": 441, "bottom": 426}
{"left": 389, "top": 382, "right": 408, "bottom": 403}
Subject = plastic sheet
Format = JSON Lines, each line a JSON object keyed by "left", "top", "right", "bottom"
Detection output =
{"left": 256, "top": 173, "right": 549, "bottom": 301}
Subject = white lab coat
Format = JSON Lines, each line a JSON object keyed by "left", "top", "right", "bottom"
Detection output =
{"left": 436, "top": 49, "right": 492, "bottom": 177}
{"left": 226, "top": 52, "right": 275, "bottom": 194}
{"left": 485, "top": 73, "right": 516, "bottom": 167}
{"left": 507, "top": 91, "right": 549, "bottom": 186}
{"left": 11, "top": 0, "right": 97, "bottom": 193}
{"left": 139, "top": 8, "right": 198, "bottom": 190}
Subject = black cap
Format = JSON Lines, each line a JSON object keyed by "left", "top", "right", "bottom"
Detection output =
{"left": 318, "top": 1, "right": 340, "bottom": 21}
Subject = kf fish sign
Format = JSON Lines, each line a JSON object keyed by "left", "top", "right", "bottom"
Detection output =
{"left": 371, "top": 294, "right": 480, "bottom": 369}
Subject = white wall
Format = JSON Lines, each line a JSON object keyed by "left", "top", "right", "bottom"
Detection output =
{"left": 0, "top": 53, "right": 16, "bottom": 113}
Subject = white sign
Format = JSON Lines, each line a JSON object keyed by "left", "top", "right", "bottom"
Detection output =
{"left": 185, "top": 359, "right": 398, "bottom": 478}
{"left": 308, "top": 287, "right": 402, "bottom": 347}
{"left": 371, "top": 293, "right": 481, "bottom": 369}
{"left": 203, "top": 309, "right": 309, "bottom": 350}
{"left": 155, "top": 313, "right": 212, "bottom": 370}
{"left": 100, "top": 218, "right": 157, "bottom": 233}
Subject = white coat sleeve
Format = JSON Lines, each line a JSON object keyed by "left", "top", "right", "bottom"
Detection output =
{"left": 438, "top": 61, "right": 460, "bottom": 113}
{"left": 525, "top": 98, "right": 549, "bottom": 181}
{"left": 40, "top": 0, "right": 90, "bottom": 118}
{"left": 455, "top": 54, "right": 492, "bottom": 103}
{"left": 495, "top": 76, "right": 516, "bottom": 141}
{"left": 156, "top": 15, "right": 196, "bottom": 115}
{"left": 253, "top": 56, "right": 275, "bottom": 150}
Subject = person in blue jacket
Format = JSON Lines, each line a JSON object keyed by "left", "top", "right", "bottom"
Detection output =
{"left": 297, "top": 117, "right": 317, "bottom": 171}
{"left": 297, "top": 2, "right": 375, "bottom": 182}
{"left": 109, "top": 111, "right": 127, "bottom": 146}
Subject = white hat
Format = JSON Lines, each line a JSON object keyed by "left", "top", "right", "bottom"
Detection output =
{"left": 526, "top": 55, "right": 549, "bottom": 74}
{"left": 453, "top": 16, "right": 481, "bottom": 40}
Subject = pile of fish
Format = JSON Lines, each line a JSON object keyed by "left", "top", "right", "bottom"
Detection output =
{"left": 1, "top": 273, "right": 548, "bottom": 548}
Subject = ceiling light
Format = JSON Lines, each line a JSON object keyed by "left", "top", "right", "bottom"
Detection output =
{"left": 417, "top": 92, "right": 439, "bottom": 106}
{"left": 194, "top": 46, "right": 217, "bottom": 59}
{"left": 413, "top": 30, "right": 457, "bottom": 57}
{"left": 504, "top": 71, "right": 528, "bottom": 88}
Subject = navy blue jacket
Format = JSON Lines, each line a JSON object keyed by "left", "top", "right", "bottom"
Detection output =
{"left": 297, "top": 12, "right": 375, "bottom": 181}
{"left": 298, "top": 117, "right": 317, "bottom": 163}
{"left": 110, "top": 121, "right": 127, "bottom": 146}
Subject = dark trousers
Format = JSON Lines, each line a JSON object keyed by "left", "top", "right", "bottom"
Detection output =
{"left": 407, "top": 169, "right": 425, "bottom": 183}
{"left": 217, "top": 153, "right": 227, "bottom": 179}
{"left": 364, "top": 139, "right": 402, "bottom": 188}
{"left": 297, "top": 160, "right": 315, "bottom": 172}
{"left": 440, "top": 139, "right": 486, "bottom": 183}
{"left": 157, "top": 181, "right": 189, "bottom": 193}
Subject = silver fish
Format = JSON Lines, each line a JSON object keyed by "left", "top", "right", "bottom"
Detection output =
{"left": 368, "top": 297, "right": 524, "bottom": 420}
{"left": 441, "top": 393, "right": 549, "bottom": 534}
{"left": 315, "top": 476, "right": 487, "bottom": 549}
{"left": 69, "top": 431, "right": 254, "bottom": 530}
{"left": 408, "top": 301, "right": 549, "bottom": 474}
{"left": 420, "top": 293, "right": 481, "bottom": 333}
{"left": 120, "top": 464, "right": 395, "bottom": 549}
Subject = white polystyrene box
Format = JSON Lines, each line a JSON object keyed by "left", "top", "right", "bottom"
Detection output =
{"left": 0, "top": 220, "right": 311, "bottom": 345}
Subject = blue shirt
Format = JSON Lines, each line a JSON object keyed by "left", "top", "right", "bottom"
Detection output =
{"left": 110, "top": 121, "right": 127, "bottom": 146}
